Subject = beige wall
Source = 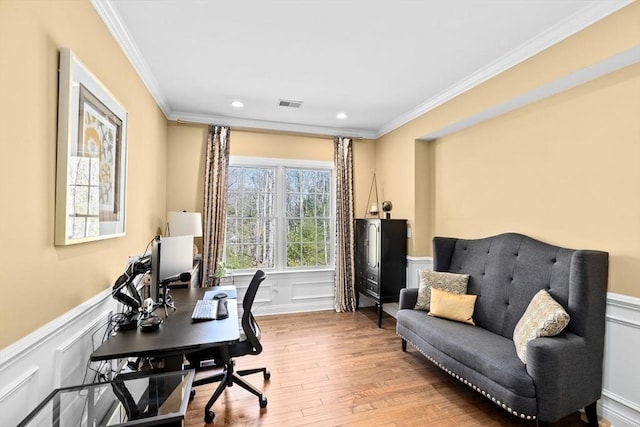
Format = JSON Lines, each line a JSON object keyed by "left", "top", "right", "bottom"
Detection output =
{"left": 433, "top": 63, "right": 640, "bottom": 296}
{"left": 2, "top": 1, "right": 637, "bottom": 351}
{"left": 166, "top": 125, "right": 377, "bottom": 233}
{"left": 0, "top": 0, "right": 168, "bottom": 348}
{"left": 374, "top": 2, "right": 640, "bottom": 297}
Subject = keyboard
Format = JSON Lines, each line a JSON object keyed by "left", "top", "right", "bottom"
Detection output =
{"left": 191, "top": 299, "right": 217, "bottom": 321}
{"left": 191, "top": 299, "right": 229, "bottom": 321}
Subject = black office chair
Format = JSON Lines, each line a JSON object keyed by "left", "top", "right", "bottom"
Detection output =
{"left": 189, "top": 270, "right": 270, "bottom": 424}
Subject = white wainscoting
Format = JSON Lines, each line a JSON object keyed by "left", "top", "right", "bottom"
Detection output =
{"left": 600, "top": 293, "right": 640, "bottom": 427}
{"left": 227, "top": 269, "right": 336, "bottom": 316}
{"left": 379, "top": 256, "right": 433, "bottom": 318}
{"left": 0, "top": 290, "right": 118, "bottom": 426}
{"left": 1, "top": 265, "right": 638, "bottom": 427}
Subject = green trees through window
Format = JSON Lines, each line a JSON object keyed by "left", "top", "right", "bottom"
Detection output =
{"left": 225, "top": 167, "right": 276, "bottom": 269}
{"left": 224, "top": 162, "right": 333, "bottom": 270}
{"left": 285, "top": 168, "right": 331, "bottom": 267}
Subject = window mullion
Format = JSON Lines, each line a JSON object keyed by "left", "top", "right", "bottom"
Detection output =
{"left": 275, "top": 165, "right": 286, "bottom": 271}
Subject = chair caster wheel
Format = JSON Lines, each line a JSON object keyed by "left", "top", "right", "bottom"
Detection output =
{"left": 259, "top": 396, "right": 268, "bottom": 408}
{"left": 204, "top": 410, "right": 215, "bottom": 423}
{"left": 189, "top": 389, "right": 196, "bottom": 400}
{"left": 264, "top": 370, "right": 271, "bottom": 380}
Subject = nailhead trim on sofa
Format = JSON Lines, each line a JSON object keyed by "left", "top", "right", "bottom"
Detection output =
{"left": 399, "top": 335, "right": 536, "bottom": 421}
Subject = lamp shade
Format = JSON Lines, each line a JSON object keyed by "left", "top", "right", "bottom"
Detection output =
{"left": 167, "top": 211, "right": 203, "bottom": 237}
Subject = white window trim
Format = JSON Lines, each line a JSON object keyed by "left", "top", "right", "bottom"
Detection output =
{"left": 227, "top": 156, "right": 336, "bottom": 273}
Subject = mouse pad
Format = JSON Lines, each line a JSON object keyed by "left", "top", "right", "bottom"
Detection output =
{"left": 204, "top": 288, "right": 237, "bottom": 300}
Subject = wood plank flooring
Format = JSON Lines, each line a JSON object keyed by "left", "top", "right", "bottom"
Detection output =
{"left": 184, "top": 308, "right": 589, "bottom": 427}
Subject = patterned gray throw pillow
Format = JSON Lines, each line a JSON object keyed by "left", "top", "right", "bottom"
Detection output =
{"left": 513, "top": 289, "right": 570, "bottom": 364}
{"left": 414, "top": 270, "right": 470, "bottom": 311}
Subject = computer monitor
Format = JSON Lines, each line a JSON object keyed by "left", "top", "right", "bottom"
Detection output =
{"left": 149, "top": 235, "right": 193, "bottom": 304}
{"left": 149, "top": 236, "right": 161, "bottom": 303}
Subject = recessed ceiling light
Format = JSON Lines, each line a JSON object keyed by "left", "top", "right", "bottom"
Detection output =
{"left": 231, "top": 100, "right": 244, "bottom": 108}
{"left": 336, "top": 112, "right": 347, "bottom": 120}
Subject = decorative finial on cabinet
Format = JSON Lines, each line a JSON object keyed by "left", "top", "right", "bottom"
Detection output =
{"left": 382, "top": 201, "right": 393, "bottom": 219}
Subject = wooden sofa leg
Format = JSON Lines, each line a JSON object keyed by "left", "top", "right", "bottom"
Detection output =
{"left": 584, "top": 401, "right": 598, "bottom": 427}
{"left": 401, "top": 339, "right": 407, "bottom": 352}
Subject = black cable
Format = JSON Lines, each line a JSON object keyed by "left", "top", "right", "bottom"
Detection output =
{"left": 82, "top": 237, "right": 160, "bottom": 386}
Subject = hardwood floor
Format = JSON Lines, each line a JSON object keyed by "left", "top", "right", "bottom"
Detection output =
{"left": 184, "top": 308, "right": 589, "bottom": 427}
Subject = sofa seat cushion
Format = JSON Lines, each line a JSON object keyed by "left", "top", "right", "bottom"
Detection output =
{"left": 397, "top": 309, "right": 536, "bottom": 398}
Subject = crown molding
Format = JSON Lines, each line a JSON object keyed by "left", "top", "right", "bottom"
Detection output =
{"left": 376, "top": 0, "right": 633, "bottom": 138}
{"left": 91, "top": 0, "right": 171, "bottom": 117}
{"left": 169, "top": 111, "right": 378, "bottom": 139}
{"left": 93, "top": 0, "right": 631, "bottom": 140}
{"left": 419, "top": 45, "right": 640, "bottom": 141}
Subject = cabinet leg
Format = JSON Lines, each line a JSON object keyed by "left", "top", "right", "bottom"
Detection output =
{"left": 377, "top": 303, "right": 382, "bottom": 328}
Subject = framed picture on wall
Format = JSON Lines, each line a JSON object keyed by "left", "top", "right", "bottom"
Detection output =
{"left": 54, "top": 48, "right": 128, "bottom": 245}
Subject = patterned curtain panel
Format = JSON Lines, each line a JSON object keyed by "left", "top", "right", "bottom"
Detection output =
{"left": 334, "top": 136, "right": 357, "bottom": 312}
{"left": 202, "top": 125, "right": 230, "bottom": 286}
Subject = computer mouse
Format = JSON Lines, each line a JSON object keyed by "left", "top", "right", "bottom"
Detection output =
{"left": 214, "top": 292, "right": 227, "bottom": 299}
{"left": 139, "top": 315, "right": 162, "bottom": 332}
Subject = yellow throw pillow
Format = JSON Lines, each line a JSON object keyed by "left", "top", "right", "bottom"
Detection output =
{"left": 414, "top": 270, "right": 469, "bottom": 311}
{"left": 428, "top": 288, "right": 477, "bottom": 325}
{"left": 513, "top": 289, "right": 570, "bottom": 364}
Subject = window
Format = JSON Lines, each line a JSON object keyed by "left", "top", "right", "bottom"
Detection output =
{"left": 224, "top": 157, "right": 334, "bottom": 271}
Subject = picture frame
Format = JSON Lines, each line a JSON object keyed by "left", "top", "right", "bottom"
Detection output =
{"left": 55, "top": 48, "right": 128, "bottom": 245}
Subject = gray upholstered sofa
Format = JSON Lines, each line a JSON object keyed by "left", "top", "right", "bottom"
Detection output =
{"left": 396, "top": 233, "right": 608, "bottom": 425}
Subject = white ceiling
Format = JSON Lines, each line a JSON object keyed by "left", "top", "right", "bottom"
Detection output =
{"left": 93, "top": 0, "right": 630, "bottom": 139}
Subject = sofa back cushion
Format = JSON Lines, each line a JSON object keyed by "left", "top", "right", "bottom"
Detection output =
{"left": 434, "top": 233, "right": 574, "bottom": 339}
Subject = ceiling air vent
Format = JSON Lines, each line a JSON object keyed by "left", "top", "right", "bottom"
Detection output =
{"left": 278, "top": 99, "right": 303, "bottom": 108}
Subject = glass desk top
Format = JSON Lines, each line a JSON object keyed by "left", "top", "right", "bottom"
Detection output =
{"left": 19, "top": 369, "right": 194, "bottom": 427}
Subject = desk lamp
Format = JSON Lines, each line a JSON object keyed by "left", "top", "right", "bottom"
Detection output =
{"left": 167, "top": 211, "right": 203, "bottom": 255}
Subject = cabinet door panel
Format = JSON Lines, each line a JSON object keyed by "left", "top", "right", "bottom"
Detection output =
{"left": 366, "top": 222, "right": 379, "bottom": 268}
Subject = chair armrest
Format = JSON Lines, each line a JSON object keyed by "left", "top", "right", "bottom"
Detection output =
{"left": 526, "top": 333, "right": 602, "bottom": 422}
{"left": 399, "top": 288, "right": 418, "bottom": 310}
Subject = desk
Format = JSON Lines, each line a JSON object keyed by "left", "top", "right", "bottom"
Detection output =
{"left": 92, "top": 286, "right": 239, "bottom": 371}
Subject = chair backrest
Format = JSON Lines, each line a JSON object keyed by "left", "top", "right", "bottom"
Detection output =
{"left": 240, "top": 270, "right": 266, "bottom": 355}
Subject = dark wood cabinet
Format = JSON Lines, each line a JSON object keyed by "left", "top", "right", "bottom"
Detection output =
{"left": 355, "top": 219, "right": 407, "bottom": 327}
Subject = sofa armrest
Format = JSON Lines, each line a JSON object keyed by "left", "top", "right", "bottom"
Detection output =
{"left": 526, "top": 333, "right": 601, "bottom": 422}
{"left": 399, "top": 288, "right": 418, "bottom": 310}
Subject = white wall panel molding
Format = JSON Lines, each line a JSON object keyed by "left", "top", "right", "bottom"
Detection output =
{"left": 600, "top": 292, "right": 640, "bottom": 427}
{"left": 0, "top": 289, "right": 117, "bottom": 426}
{"left": 1, "top": 289, "right": 112, "bottom": 368}
{"left": 229, "top": 270, "right": 336, "bottom": 316}
{"left": 406, "top": 256, "right": 433, "bottom": 289}
{"left": 54, "top": 310, "right": 113, "bottom": 388}
{"left": 0, "top": 366, "right": 40, "bottom": 425}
